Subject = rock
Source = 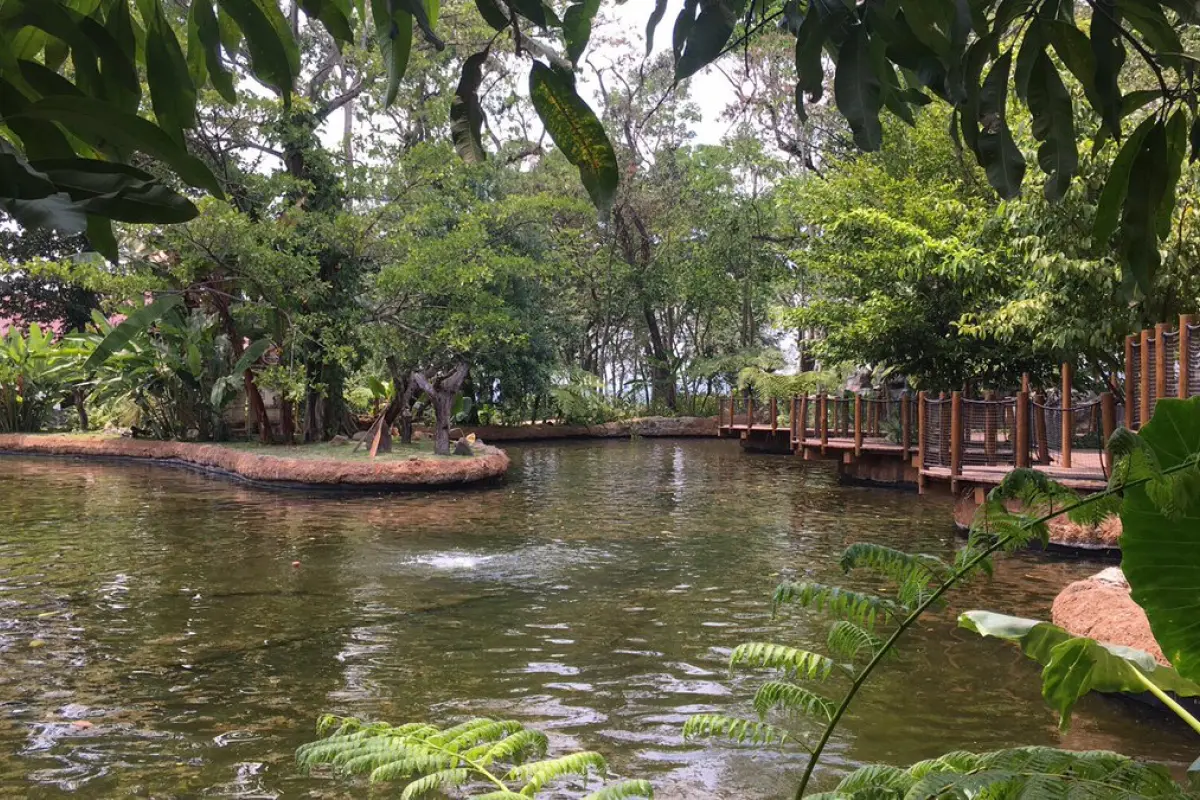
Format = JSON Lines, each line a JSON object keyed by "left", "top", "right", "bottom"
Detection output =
{"left": 329, "top": 434, "right": 349, "bottom": 445}
{"left": 350, "top": 431, "right": 370, "bottom": 442}
{"left": 454, "top": 440, "right": 474, "bottom": 456}
{"left": 1052, "top": 567, "right": 1167, "bottom": 665}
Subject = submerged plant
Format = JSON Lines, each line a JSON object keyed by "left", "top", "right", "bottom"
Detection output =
{"left": 297, "top": 715, "right": 651, "bottom": 799}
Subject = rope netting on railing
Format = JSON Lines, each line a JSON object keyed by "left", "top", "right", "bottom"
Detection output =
{"left": 961, "top": 398, "right": 1017, "bottom": 468}
{"left": 923, "top": 395, "right": 951, "bottom": 469}
{"left": 728, "top": 395, "right": 748, "bottom": 425}
{"left": 1147, "top": 335, "right": 1158, "bottom": 419}
{"left": 1189, "top": 324, "right": 1200, "bottom": 398}
{"left": 1028, "top": 399, "right": 1105, "bottom": 471}
{"left": 752, "top": 397, "right": 775, "bottom": 427}
{"left": 1163, "top": 330, "right": 1180, "bottom": 400}
{"left": 1129, "top": 339, "right": 1142, "bottom": 424}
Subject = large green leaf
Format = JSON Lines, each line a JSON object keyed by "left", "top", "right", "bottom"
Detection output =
{"left": 0, "top": 144, "right": 86, "bottom": 233}
{"left": 138, "top": 0, "right": 198, "bottom": 144}
{"left": 1026, "top": 51, "right": 1076, "bottom": 201}
{"left": 1158, "top": 109, "right": 1188, "bottom": 241}
{"left": 450, "top": 50, "right": 488, "bottom": 163}
{"left": 372, "top": 0, "right": 413, "bottom": 106}
{"left": 563, "top": 0, "right": 599, "bottom": 64}
{"left": 973, "top": 51, "right": 1025, "bottom": 200}
{"left": 394, "top": 0, "right": 445, "bottom": 50}
{"left": 834, "top": 24, "right": 884, "bottom": 152}
{"left": 673, "top": 0, "right": 748, "bottom": 82}
{"left": 1122, "top": 397, "right": 1200, "bottom": 684}
{"left": 528, "top": 62, "right": 619, "bottom": 215}
{"left": 299, "top": 0, "right": 355, "bottom": 41}
{"left": 961, "top": 610, "right": 1200, "bottom": 728}
{"left": 217, "top": 0, "right": 300, "bottom": 102}
{"left": 645, "top": 0, "right": 668, "bottom": 56}
{"left": 473, "top": 0, "right": 510, "bottom": 30}
{"left": 796, "top": 0, "right": 850, "bottom": 106}
{"left": 32, "top": 158, "right": 198, "bottom": 223}
{"left": 1118, "top": 120, "right": 1168, "bottom": 292}
{"left": 84, "top": 295, "right": 185, "bottom": 371}
{"left": 1094, "top": 113, "right": 1155, "bottom": 244}
{"left": 15, "top": 96, "right": 223, "bottom": 197}
{"left": 899, "top": 0, "right": 951, "bottom": 57}
{"left": 1090, "top": 0, "right": 1125, "bottom": 140}
{"left": 190, "top": 0, "right": 238, "bottom": 104}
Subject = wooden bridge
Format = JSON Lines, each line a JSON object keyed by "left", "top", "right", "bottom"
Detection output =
{"left": 718, "top": 315, "right": 1199, "bottom": 496}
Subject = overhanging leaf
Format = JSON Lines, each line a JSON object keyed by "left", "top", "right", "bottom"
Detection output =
{"left": 645, "top": 0, "right": 668, "bottom": 55}
{"left": 1121, "top": 397, "right": 1200, "bottom": 684}
{"left": 217, "top": 0, "right": 300, "bottom": 102}
{"left": 31, "top": 158, "right": 198, "bottom": 223}
{"left": 834, "top": 24, "right": 884, "bottom": 152}
{"left": 1117, "top": 120, "right": 1168, "bottom": 292}
{"left": 1090, "top": 0, "right": 1125, "bottom": 140}
{"left": 372, "top": 0, "right": 413, "bottom": 106}
{"left": 138, "top": 0, "right": 198, "bottom": 144}
{"left": 450, "top": 50, "right": 489, "bottom": 163}
{"left": 1094, "top": 113, "right": 1155, "bottom": 244}
{"left": 528, "top": 62, "right": 619, "bottom": 215}
{"left": 191, "top": 0, "right": 238, "bottom": 104}
{"left": 674, "top": 0, "right": 748, "bottom": 82}
{"left": 563, "top": 0, "right": 600, "bottom": 64}
{"left": 84, "top": 295, "right": 185, "bottom": 371}
{"left": 973, "top": 51, "right": 1026, "bottom": 200}
{"left": 1027, "top": 50, "right": 1077, "bottom": 201}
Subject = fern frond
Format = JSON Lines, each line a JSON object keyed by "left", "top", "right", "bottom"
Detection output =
{"left": 582, "top": 779, "right": 655, "bottom": 799}
{"left": 1066, "top": 492, "right": 1122, "bottom": 526}
{"left": 751, "top": 681, "right": 833, "bottom": 721}
{"left": 847, "top": 747, "right": 1188, "bottom": 799}
{"left": 772, "top": 581, "right": 899, "bottom": 628}
{"left": 506, "top": 751, "right": 608, "bottom": 794}
{"left": 969, "top": 501, "right": 1050, "bottom": 552}
{"left": 369, "top": 754, "right": 458, "bottom": 783}
{"left": 473, "top": 792, "right": 527, "bottom": 800}
{"left": 427, "top": 717, "right": 506, "bottom": 747}
{"left": 839, "top": 543, "right": 948, "bottom": 607}
{"left": 441, "top": 719, "right": 525, "bottom": 753}
{"left": 398, "top": 767, "right": 470, "bottom": 799}
{"left": 472, "top": 728, "right": 549, "bottom": 766}
{"left": 682, "top": 714, "right": 789, "bottom": 746}
{"left": 730, "top": 642, "right": 835, "bottom": 680}
{"left": 826, "top": 620, "right": 882, "bottom": 663}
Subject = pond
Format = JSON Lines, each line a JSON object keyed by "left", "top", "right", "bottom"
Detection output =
{"left": 0, "top": 440, "right": 1193, "bottom": 798}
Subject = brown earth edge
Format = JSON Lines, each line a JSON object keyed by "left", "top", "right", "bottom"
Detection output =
{"left": 415, "top": 415, "right": 719, "bottom": 442}
{"left": 1051, "top": 567, "right": 1167, "bottom": 665}
{"left": 0, "top": 434, "right": 510, "bottom": 490}
{"left": 953, "top": 494, "right": 1122, "bottom": 556}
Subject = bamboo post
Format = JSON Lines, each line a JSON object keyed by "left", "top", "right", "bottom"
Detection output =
{"left": 1101, "top": 392, "right": 1116, "bottom": 471}
{"left": 1124, "top": 335, "right": 1135, "bottom": 428}
{"left": 1061, "top": 362, "right": 1073, "bottom": 469}
{"left": 854, "top": 394, "right": 863, "bottom": 456}
{"left": 1140, "top": 328, "right": 1152, "bottom": 426}
{"left": 1155, "top": 323, "right": 1168, "bottom": 409}
{"left": 950, "top": 391, "right": 963, "bottom": 481}
{"left": 819, "top": 392, "right": 828, "bottom": 453}
{"left": 984, "top": 390, "right": 998, "bottom": 465}
{"left": 770, "top": 397, "right": 778, "bottom": 433}
{"left": 799, "top": 395, "right": 809, "bottom": 442}
{"left": 1015, "top": 390, "right": 1030, "bottom": 468}
{"left": 1181, "top": 315, "right": 1193, "bottom": 399}
{"left": 901, "top": 392, "right": 911, "bottom": 459}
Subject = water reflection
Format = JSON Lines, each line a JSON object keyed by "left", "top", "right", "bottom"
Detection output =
{"left": 0, "top": 442, "right": 1193, "bottom": 799}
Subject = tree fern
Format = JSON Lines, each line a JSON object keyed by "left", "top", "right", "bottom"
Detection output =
{"left": 505, "top": 751, "right": 608, "bottom": 794}
{"left": 772, "top": 581, "right": 900, "bottom": 628}
{"left": 298, "top": 716, "right": 643, "bottom": 798}
{"left": 816, "top": 747, "right": 1191, "bottom": 799}
{"left": 681, "top": 714, "right": 789, "bottom": 746}
{"left": 826, "top": 620, "right": 881, "bottom": 663}
{"left": 582, "top": 779, "right": 654, "bottom": 799}
{"left": 730, "top": 642, "right": 835, "bottom": 680}
{"left": 751, "top": 681, "right": 833, "bottom": 721}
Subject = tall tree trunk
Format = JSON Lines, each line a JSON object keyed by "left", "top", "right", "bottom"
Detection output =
{"left": 413, "top": 363, "right": 469, "bottom": 456}
{"left": 211, "top": 287, "right": 272, "bottom": 442}
{"left": 73, "top": 388, "right": 88, "bottom": 431}
{"left": 384, "top": 359, "right": 416, "bottom": 445}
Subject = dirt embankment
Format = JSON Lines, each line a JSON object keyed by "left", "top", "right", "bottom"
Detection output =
{"left": 0, "top": 434, "right": 509, "bottom": 489}
{"left": 423, "top": 416, "right": 719, "bottom": 442}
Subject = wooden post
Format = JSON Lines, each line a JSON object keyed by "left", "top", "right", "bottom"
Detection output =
{"left": 819, "top": 392, "right": 828, "bottom": 453}
{"left": 917, "top": 391, "right": 927, "bottom": 491}
{"left": 1155, "top": 323, "right": 1168, "bottom": 410}
{"left": 1021, "top": 373, "right": 1031, "bottom": 394}
{"left": 1015, "top": 390, "right": 1030, "bottom": 468}
{"left": 950, "top": 391, "right": 963, "bottom": 483}
{"left": 799, "top": 395, "right": 809, "bottom": 442}
{"left": 1101, "top": 392, "right": 1116, "bottom": 471}
{"left": 770, "top": 397, "right": 778, "bottom": 433}
{"left": 1181, "top": 315, "right": 1193, "bottom": 399}
{"left": 984, "top": 390, "right": 998, "bottom": 465}
{"left": 854, "top": 394, "right": 863, "bottom": 456}
{"left": 790, "top": 397, "right": 798, "bottom": 443}
{"left": 746, "top": 393, "right": 753, "bottom": 429}
{"left": 901, "top": 392, "right": 911, "bottom": 459}
{"left": 1124, "top": 335, "right": 1135, "bottom": 428}
{"left": 1140, "top": 328, "right": 1152, "bottom": 426}
{"left": 938, "top": 391, "right": 951, "bottom": 466}
{"left": 1061, "top": 362, "right": 1073, "bottom": 469}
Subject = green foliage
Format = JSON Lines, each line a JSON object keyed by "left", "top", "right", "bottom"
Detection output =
{"left": 1120, "top": 397, "right": 1200, "bottom": 684}
{"left": 772, "top": 582, "right": 899, "bottom": 629}
{"left": 297, "top": 716, "right": 649, "bottom": 798}
{"left": 810, "top": 747, "right": 1192, "bottom": 799}
{"left": 960, "top": 610, "right": 1200, "bottom": 731}
{"left": 681, "top": 714, "right": 790, "bottom": 746}
{"left": 548, "top": 370, "right": 632, "bottom": 425}
{"left": 0, "top": 322, "right": 88, "bottom": 432}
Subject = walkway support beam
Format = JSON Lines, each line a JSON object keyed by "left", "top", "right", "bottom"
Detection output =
{"left": 854, "top": 394, "right": 863, "bottom": 456}
{"left": 1061, "top": 362, "right": 1073, "bottom": 469}
{"left": 819, "top": 392, "right": 828, "bottom": 454}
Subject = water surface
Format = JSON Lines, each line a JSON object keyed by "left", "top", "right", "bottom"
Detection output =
{"left": 0, "top": 440, "right": 1192, "bottom": 798}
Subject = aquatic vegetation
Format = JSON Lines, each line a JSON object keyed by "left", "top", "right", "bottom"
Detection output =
{"left": 297, "top": 715, "right": 652, "bottom": 799}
